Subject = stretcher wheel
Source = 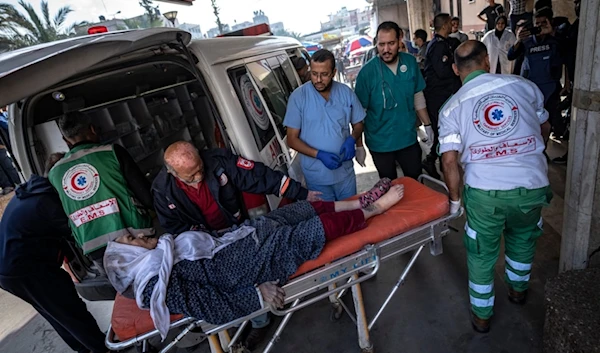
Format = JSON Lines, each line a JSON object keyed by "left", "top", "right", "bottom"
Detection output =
{"left": 330, "top": 303, "right": 343, "bottom": 321}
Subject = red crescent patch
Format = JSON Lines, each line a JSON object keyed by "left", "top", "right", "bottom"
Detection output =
{"left": 237, "top": 157, "right": 254, "bottom": 170}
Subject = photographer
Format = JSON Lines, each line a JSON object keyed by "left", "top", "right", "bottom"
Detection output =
{"left": 508, "top": 7, "right": 565, "bottom": 142}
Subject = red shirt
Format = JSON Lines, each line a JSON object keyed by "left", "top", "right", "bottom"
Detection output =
{"left": 175, "top": 179, "right": 229, "bottom": 230}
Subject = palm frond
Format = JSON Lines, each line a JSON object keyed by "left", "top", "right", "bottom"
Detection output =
{"left": 52, "top": 6, "right": 72, "bottom": 29}
{"left": 18, "top": 0, "right": 45, "bottom": 40}
{"left": 40, "top": 0, "right": 50, "bottom": 28}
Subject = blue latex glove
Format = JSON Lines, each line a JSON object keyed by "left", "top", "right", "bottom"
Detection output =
{"left": 316, "top": 150, "right": 342, "bottom": 170}
{"left": 339, "top": 136, "right": 356, "bottom": 161}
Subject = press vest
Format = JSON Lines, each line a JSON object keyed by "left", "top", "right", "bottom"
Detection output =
{"left": 48, "top": 144, "right": 153, "bottom": 254}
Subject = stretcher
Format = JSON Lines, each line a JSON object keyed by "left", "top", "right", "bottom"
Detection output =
{"left": 105, "top": 175, "right": 458, "bottom": 353}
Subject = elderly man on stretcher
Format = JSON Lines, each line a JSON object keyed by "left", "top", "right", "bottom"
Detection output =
{"left": 103, "top": 178, "right": 401, "bottom": 340}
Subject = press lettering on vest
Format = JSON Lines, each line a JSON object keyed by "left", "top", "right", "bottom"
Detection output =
{"left": 469, "top": 135, "right": 536, "bottom": 161}
{"left": 529, "top": 45, "right": 550, "bottom": 53}
{"left": 69, "top": 198, "right": 120, "bottom": 227}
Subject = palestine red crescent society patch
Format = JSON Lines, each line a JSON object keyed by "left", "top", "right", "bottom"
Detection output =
{"left": 237, "top": 157, "right": 254, "bottom": 170}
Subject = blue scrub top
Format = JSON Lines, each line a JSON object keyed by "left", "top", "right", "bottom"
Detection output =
{"left": 355, "top": 53, "right": 426, "bottom": 153}
{"left": 284, "top": 81, "right": 365, "bottom": 185}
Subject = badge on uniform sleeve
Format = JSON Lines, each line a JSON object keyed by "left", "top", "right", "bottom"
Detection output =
{"left": 168, "top": 203, "right": 176, "bottom": 210}
{"left": 237, "top": 157, "right": 254, "bottom": 170}
{"left": 219, "top": 173, "right": 229, "bottom": 186}
{"left": 442, "top": 55, "right": 448, "bottom": 63}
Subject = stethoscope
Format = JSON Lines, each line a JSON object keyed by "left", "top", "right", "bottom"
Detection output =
{"left": 378, "top": 55, "right": 407, "bottom": 109}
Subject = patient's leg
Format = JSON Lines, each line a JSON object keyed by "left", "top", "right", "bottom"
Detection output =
{"left": 321, "top": 185, "right": 404, "bottom": 241}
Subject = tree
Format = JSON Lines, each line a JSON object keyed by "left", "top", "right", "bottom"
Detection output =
{"left": 139, "top": 0, "right": 158, "bottom": 22}
{"left": 211, "top": 0, "right": 224, "bottom": 34}
{"left": 0, "top": 1, "right": 86, "bottom": 50}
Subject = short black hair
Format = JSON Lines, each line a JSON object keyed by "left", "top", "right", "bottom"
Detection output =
{"left": 434, "top": 13, "right": 451, "bottom": 31}
{"left": 376, "top": 21, "right": 402, "bottom": 39}
{"left": 535, "top": 7, "right": 553, "bottom": 20}
{"left": 414, "top": 29, "right": 428, "bottom": 42}
{"left": 451, "top": 16, "right": 460, "bottom": 22}
{"left": 58, "top": 111, "right": 92, "bottom": 140}
{"left": 310, "top": 49, "right": 335, "bottom": 71}
{"left": 291, "top": 56, "right": 307, "bottom": 70}
{"left": 454, "top": 41, "right": 488, "bottom": 71}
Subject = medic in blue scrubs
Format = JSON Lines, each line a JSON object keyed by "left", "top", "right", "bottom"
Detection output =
{"left": 284, "top": 49, "right": 366, "bottom": 201}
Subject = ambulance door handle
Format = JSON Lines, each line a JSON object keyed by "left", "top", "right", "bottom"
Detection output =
{"left": 276, "top": 153, "right": 287, "bottom": 167}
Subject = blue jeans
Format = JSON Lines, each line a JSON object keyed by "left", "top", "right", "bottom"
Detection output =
{"left": 307, "top": 173, "right": 357, "bottom": 201}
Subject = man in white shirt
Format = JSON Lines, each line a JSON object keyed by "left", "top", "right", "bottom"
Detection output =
{"left": 439, "top": 41, "right": 552, "bottom": 333}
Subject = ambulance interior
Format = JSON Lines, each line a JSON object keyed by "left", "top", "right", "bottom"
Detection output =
{"left": 27, "top": 59, "right": 222, "bottom": 181}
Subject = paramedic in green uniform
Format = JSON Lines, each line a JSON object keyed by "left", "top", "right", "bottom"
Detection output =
{"left": 355, "top": 21, "right": 434, "bottom": 180}
{"left": 440, "top": 41, "right": 552, "bottom": 333}
{"left": 49, "top": 112, "right": 155, "bottom": 272}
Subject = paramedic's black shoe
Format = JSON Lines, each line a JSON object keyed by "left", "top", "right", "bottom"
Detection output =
{"left": 244, "top": 325, "right": 271, "bottom": 351}
{"left": 2, "top": 186, "right": 14, "bottom": 195}
{"left": 470, "top": 311, "right": 490, "bottom": 333}
{"left": 421, "top": 159, "right": 441, "bottom": 180}
{"left": 553, "top": 154, "right": 568, "bottom": 164}
{"left": 508, "top": 288, "right": 528, "bottom": 305}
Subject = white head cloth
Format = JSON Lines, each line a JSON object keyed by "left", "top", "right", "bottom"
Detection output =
{"left": 104, "top": 226, "right": 256, "bottom": 340}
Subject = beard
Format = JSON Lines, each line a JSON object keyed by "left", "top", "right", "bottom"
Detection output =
{"left": 313, "top": 78, "right": 334, "bottom": 92}
{"left": 380, "top": 50, "right": 399, "bottom": 64}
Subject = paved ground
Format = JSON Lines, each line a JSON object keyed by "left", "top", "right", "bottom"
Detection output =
{"left": 0, "top": 139, "right": 569, "bottom": 353}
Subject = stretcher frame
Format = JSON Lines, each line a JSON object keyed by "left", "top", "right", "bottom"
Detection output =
{"left": 105, "top": 175, "right": 459, "bottom": 353}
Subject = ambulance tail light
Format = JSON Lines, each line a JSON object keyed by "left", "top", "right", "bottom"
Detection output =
{"left": 88, "top": 26, "right": 108, "bottom": 35}
{"left": 242, "top": 192, "right": 270, "bottom": 219}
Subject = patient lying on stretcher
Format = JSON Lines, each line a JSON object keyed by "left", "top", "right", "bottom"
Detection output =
{"left": 104, "top": 180, "right": 402, "bottom": 339}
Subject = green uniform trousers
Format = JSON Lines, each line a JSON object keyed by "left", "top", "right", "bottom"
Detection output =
{"left": 463, "top": 184, "right": 552, "bottom": 319}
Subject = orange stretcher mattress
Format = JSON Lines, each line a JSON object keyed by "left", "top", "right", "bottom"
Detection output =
{"left": 293, "top": 176, "right": 448, "bottom": 276}
{"left": 112, "top": 293, "right": 184, "bottom": 341}
{"left": 111, "top": 177, "right": 448, "bottom": 341}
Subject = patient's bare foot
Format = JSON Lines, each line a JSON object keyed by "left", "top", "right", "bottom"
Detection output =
{"left": 363, "top": 185, "right": 404, "bottom": 219}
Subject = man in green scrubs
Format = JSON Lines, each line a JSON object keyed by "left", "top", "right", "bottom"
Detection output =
{"left": 355, "top": 21, "right": 433, "bottom": 180}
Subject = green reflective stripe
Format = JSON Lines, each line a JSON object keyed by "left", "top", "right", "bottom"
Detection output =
{"left": 469, "top": 281, "right": 494, "bottom": 294}
{"left": 465, "top": 222, "right": 477, "bottom": 240}
{"left": 505, "top": 268, "right": 530, "bottom": 282}
{"left": 463, "top": 70, "right": 487, "bottom": 85}
{"left": 470, "top": 295, "right": 495, "bottom": 307}
{"left": 82, "top": 229, "right": 130, "bottom": 253}
{"left": 505, "top": 255, "right": 532, "bottom": 271}
{"left": 52, "top": 144, "right": 113, "bottom": 169}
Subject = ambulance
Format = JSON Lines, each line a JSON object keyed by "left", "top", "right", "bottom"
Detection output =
{"left": 0, "top": 24, "right": 311, "bottom": 299}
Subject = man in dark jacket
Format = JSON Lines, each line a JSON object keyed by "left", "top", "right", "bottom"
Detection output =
{"left": 0, "top": 153, "right": 108, "bottom": 353}
{"left": 422, "top": 13, "right": 462, "bottom": 179}
{"left": 152, "top": 141, "right": 320, "bottom": 235}
{"left": 151, "top": 141, "right": 320, "bottom": 349}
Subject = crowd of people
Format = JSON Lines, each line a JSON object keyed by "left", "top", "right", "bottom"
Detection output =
{"left": 0, "top": 0, "right": 582, "bottom": 351}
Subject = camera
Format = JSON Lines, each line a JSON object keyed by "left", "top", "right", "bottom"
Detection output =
{"left": 521, "top": 20, "right": 542, "bottom": 36}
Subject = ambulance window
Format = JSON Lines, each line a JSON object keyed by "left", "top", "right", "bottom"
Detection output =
{"left": 229, "top": 67, "right": 277, "bottom": 151}
{"left": 277, "top": 54, "right": 300, "bottom": 93}
{"left": 246, "top": 60, "right": 287, "bottom": 137}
